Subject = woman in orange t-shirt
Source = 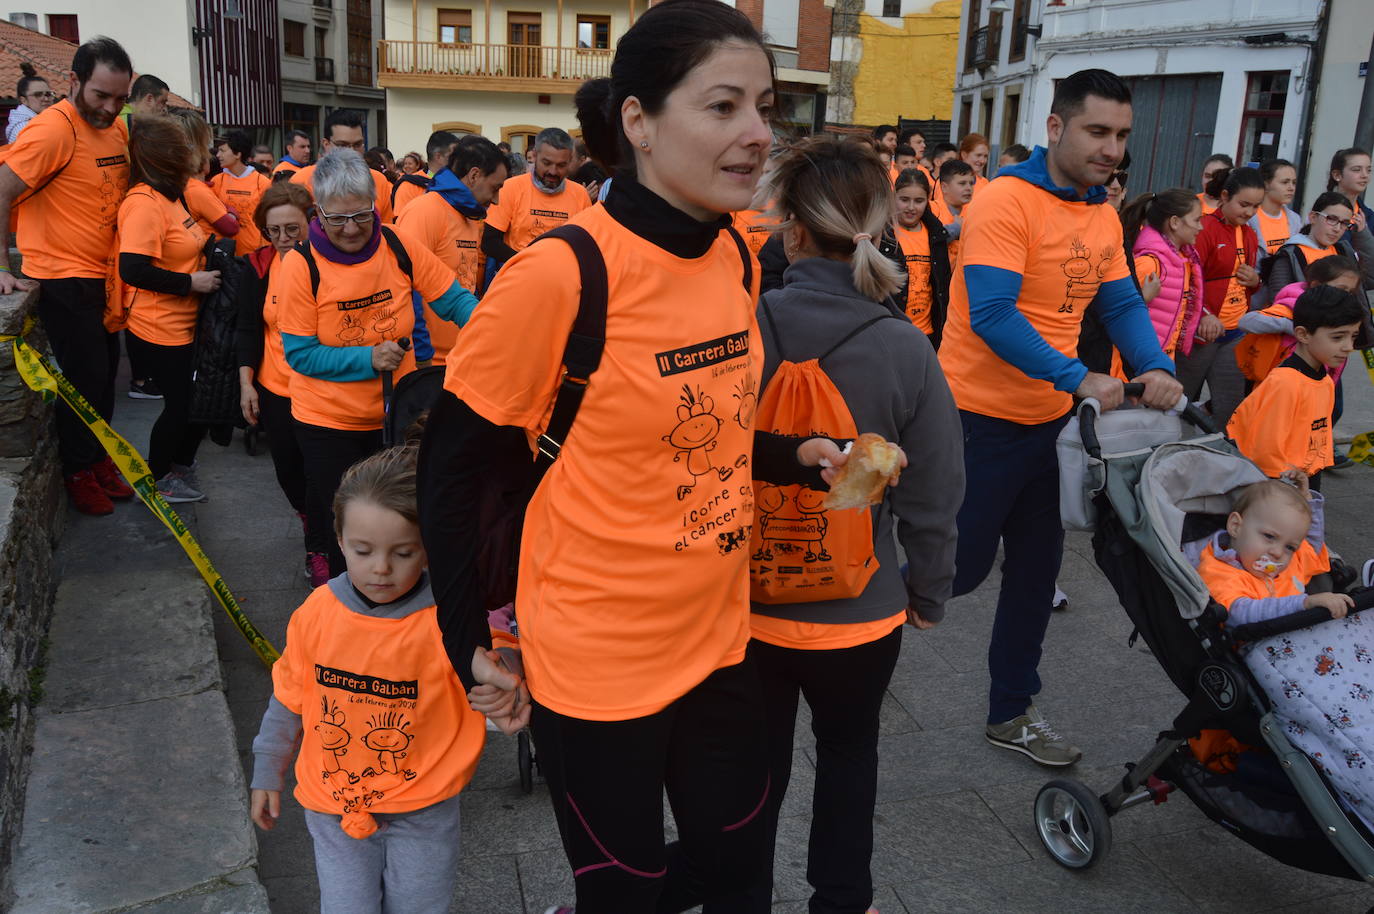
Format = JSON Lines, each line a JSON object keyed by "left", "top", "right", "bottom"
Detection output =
{"left": 117, "top": 115, "right": 224, "bottom": 504}
{"left": 1196, "top": 153, "right": 1233, "bottom": 216}
{"left": 958, "top": 132, "right": 991, "bottom": 197}
{"left": 1178, "top": 166, "right": 1264, "bottom": 429}
{"left": 235, "top": 181, "right": 313, "bottom": 568}
{"left": 416, "top": 4, "right": 878, "bottom": 910}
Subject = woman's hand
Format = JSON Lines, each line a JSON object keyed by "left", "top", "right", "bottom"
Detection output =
{"left": 190, "top": 270, "right": 222, "bottom": 294}
{"left": 371, "top": 340, "right": 405, "bottom": 371}
{"left": 796, "top": 437, "right": 907, "bottom": 488}
{"left": 469, "top": 647, "right": 530, "bottom": 734}
{"left": 239, "top": 367, "right": 259, "bottom": 426}
{"left": 906, "top": 607, "right": 938, "bottom": 630}
{"left": 1279, "top": 466, "right": 1311, "bottom": 499}
{"left": 1196, "top": 313, "right": 1224, "bottom": 343}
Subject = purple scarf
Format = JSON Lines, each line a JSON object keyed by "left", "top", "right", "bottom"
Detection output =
{"left": 307, "top": 211, "right": 382, "bottom": 265}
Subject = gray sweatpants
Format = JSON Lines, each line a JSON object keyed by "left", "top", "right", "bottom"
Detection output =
{"left": 304, "top": 793, "right": 461, "bottom": 914}
{"left": 1175, "top": 332, "right": 1248, "bottom": 431}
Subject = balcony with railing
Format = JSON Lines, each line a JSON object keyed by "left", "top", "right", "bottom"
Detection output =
{"left": 965, "top": 23, "right": 1002, "bottom": 71}
{"left": 315, "top": 56, "right": 336, "bottom": 82}
{"left": 377, "top": 40, "right": 613, "bottom": 93}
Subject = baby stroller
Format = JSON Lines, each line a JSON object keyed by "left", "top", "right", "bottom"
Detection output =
{"left": 384, "top": 364, "right": 542, "bottom": 793}
{"left": 1036, "top": 383, "right": 1374, "bottom": 882}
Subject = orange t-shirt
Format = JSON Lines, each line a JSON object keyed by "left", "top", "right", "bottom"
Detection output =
{"left": 6, "top": 99, "right": 129, "bottom": 279}
{"left": 257, "top": 262, "right": 294, "bottom": 397}
{"left": 183, "top": 178, "right": 232, "bottom": 238}
{"left": 1198, "top": 537, "right": 1330, "bottom": 612}
{"left": 1256, "top": 209, "right": 1290, "bottom": 257}
{"left": 1218, "top": 226, "right": 1252, "bottom": 329}
{"left": 1298, "top": 244, "right": 1337, "bottom": 268}
{"left": 940, "top": 178, "right": 1130, "bottom": 425}
{"left": 272, "top": 159, "right": 302, "bottom": 180}
{"left": 1227, "top": 361, "right": 1335, "bottom": 477}
{"left": 118, "top": 184, "right": 207, "bottom": 347}
{"left": 391, "top": 178, "right": 427, "bottom": 221}
{"left": 894, "top": 222, "right": 934, "bottom": 333}
{"left": 444, "top": 205, "right": 759, "bottom": 721}
{"left": 732, "top": 208, "right": 777, "bottom": 257}
{"left": 271, "top": 584, "right": 485, "bottom": 820}
{"left": 275, "top": 231, "right": 455, "bottom": 430}
{"left": 485, "top": 173, "right": 592, "bottom": 252}
{"left": 750, "top": 611, "right": 906, "bottom": 650}
{"left": 1197, "top": 192, "right": 1218, "bottom": 216}
{"left": 210, "top": 167, "right": 272, "bottom": 255}
{"left": 291, "top": 163, "right": 394, "bottom": 223}
{"left": 394, "top": 193, "right": 481, "bottom": 362}
{"left": 928, "top": 197, "right": 961, "bottom": 267}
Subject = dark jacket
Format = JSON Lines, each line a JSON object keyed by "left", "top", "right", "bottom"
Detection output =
{"left": 753, "top": 257, "right": 964, "bottom": 623}
{"left": 758, "top": 224, "right": 920, "bottom": 328}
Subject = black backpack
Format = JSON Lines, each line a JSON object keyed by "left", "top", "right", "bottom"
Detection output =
{"left": 476, "top": 222, "right": 753, "bottom": 610}
{"left": 190, "top": 237, "right": 246, "bottom": 441}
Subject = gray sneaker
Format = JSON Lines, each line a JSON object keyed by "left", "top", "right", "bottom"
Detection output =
{"left": 157, "top": 472, "right": 205, "bottom": 504}
{"left": 986, "top": 705, "right": 1082, "bottom": 767}
{"left": 170, "top": 461, "right": 201, "bottom": 492}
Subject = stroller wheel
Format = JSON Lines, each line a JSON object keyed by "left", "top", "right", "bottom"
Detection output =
{"left": 518, "top": 729, "right": 535, "bottom": 794}
{"left": 1034, "top": 778, "right": 1112, "bottom": 869}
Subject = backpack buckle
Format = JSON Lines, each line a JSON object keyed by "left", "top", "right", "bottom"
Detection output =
{"left": 536, "top": 434, "right": 562, "bottom": 461}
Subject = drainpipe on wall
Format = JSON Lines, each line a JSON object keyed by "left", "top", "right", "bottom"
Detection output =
{"left": 1355, "top": 29, "right": 1374, "bottom": 152}
{"left": 1293, "top": 0, "right": 1330, "bottom": 195}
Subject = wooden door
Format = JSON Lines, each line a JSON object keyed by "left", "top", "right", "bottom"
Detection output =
{"left": 508, "top": 13, "right": 542, "bottom": 78}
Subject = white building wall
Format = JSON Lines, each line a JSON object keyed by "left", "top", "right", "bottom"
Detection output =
{"left": 1302, "top": 0, "right": 1373, "bottom": 210}
{"left": 1, "top": 0, "right": 200, "bottom": 104}
{"left": 385, "top": 87, "right": 579, "bottom": 154}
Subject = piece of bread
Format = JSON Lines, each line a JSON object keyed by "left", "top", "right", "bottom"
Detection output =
{"left": 823, "top": 433, "right": 902, "bottom": 510}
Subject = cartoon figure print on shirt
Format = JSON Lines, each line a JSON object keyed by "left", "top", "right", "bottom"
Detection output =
{"left": 316, "top": 696, "right": 353, "bottom": 781}
{"left": 334, "top": 288, "right": 399, "bottom": 345}
{"left": 656, "top": 328, "right": 754, "bottom": 554}
{"left": 315, "top": 663, "right": 421, "bottom": 814}
{"left": 1059, "top": 238, "right": 1108, "bottom": 314}
{"left": 752, "top": 485, "right": 831, "bottom": 563}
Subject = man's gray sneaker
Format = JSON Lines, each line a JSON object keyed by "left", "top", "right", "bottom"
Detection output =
{"left": 156, "top": 472, "right": 205, "bottom": 504}
{"left": 171, "top": 461, "right": 202, "bottom": 492}
{"left": 986, "top": 705, "right": 1082, "bottom": 767}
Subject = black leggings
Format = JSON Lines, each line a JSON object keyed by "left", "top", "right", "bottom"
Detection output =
{"left": 256, "top": 384, "right": 306, "bottom": 515}
{"left": 294, "top": 420, "right": 383, "bottom": 573}
{"left": 36, "top": 278, "right": 119, "bottom": 474}
{"left": 529, "top": 658, "right": 771, "bottom": 914}
{"left": 125, "top": 332, "right": 206, "bottom": 479}
{"left": 715, "top": 627, "right": 903, "bottom": 914}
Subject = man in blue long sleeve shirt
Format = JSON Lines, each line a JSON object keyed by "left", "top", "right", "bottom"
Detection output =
{"left": 937, "top": 70, "right": 1184, "bottom": 767}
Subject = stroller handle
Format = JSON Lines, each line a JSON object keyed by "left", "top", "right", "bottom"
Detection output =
{"left": 1078, "top": 381, "right": 1216, "bottom": 459}
{"left": 381, "top": 337, "right": 413, "bottom": 448}
{"left": 1230, "top": 588, "right": 1374, "bottom": 643}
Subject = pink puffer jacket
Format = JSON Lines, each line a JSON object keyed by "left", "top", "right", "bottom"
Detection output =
{"left": 1133, "top": 224, "right": 1205, "bottom": 357}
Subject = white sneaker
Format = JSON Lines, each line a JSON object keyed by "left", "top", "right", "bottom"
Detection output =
{"left": 1363, "top": 559, "right": 1374, "bottom": 590}
{"left": 1052, "top": 586, "right": 1069, "bottom": 612}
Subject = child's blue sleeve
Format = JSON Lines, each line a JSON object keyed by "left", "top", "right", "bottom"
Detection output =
{"left": 1228, "top": 594, "right": 1307, "bottom": 626}
{"left": 250, "top": 695, "right": 303, "bottom": 792}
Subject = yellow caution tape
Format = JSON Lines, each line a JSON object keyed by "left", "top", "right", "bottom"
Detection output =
{"left": 1350, "top": 431, "right": 1374, "bottom": 469}
{"left": 3, "top": 318, "right": 279, "bottom": 666}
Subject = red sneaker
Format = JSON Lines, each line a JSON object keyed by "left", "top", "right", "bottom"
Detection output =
{"left": 92, "top": 456, "right": 134, "bottom": 499}
{"left": 306, "top": 552, "right": 330, "bottom": 588}
{"left": 65, "top": 469, "right": 114, "bottom": 516}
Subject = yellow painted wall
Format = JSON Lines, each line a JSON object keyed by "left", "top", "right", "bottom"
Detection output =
{"left": 851, "top": 0, "right": 960, "bottom": 124}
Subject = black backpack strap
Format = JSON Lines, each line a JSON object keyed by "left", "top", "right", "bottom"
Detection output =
{"left": 390, "top": 173, "right": 429, "bottom": 210}
{"left": 531, "top": 224, "right": 607, "bottom": 473}
{"left": 295, "top": 240, "right": 321, "bottom": 297}
{"left": 723, "top": 223, "right": 754, "bottom": 293}
{"left": 819, "top": 314, "right": 901, "bottom": 363}
{"left": 378, "top": 225, "right": 414, "bottom": 284}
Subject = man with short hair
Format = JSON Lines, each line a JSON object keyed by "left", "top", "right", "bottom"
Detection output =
{"left": 273, "top": 130, "right": 312, "bottom": 181}
{"left": 396, "top": 135, "right": 508, "bottom": 359}
{"left": 391, "top": 130, "right": 459, "bottom": 220}
{"left": 900, "top": 127, "right": 927, "bottom": 163}
{"left": 0, "top": 37, "right": 136, "bottom": 515}
{"left": 482, "top": 127, "right": 589, "bottom": 267}
{"left": 211, "top": 130, "right": 272, "bottom": 255}
{"left": 290, "top": 111, "right": 394, "bottom": 221}
{"left": 873, "top": 124, "right": 897, "bottom": 165}
{"left": 251, "top": 145, "right": 274, "bottom": 170}
{"left": 938, "top": 69, "right": 1183, "bottom": 766}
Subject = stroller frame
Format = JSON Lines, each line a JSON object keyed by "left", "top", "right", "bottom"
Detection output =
{"left": 1035, "top": 395, "right": 1374, "bottom": 883}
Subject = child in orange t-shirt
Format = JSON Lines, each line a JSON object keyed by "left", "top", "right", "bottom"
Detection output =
{"left": 250, "top": 445, "right": 488, "bottom": 913}
{"left": 1194, "top": 474, "right": 1374, "bottom": 823}
{"left": 1228, "top": 286, "right": 1365, "bottom": 483}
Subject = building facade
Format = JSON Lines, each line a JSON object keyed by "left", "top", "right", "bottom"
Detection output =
{"left": 3, "top": 0, "right": 280, "bottom": 129}
{"left": 827, "top": 0, "right": 960, "bottom": 130}
{"left": 952, "top": 0, "right": 1326, "bottom": 191}
{"left": 278, "top": 0, "right": 386, "bottom": 159}
{"left": 1300, "top": 0, "right": 1373, "bottom": 210}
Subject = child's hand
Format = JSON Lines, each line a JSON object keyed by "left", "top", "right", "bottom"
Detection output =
{"left": 470, "top": 647, "right": 531, "bottom": 734}
{"left": 250, "top": 789, "right": 280, "bottom": 831}
{"left": 1279, "top": 467, "right": 1311, "bottom": 499}
{"left": 905, "top": 607, "right": 938, "bottom": 630}
{"left": 1305, "top": 591, "right": 1355, "bottom": 619}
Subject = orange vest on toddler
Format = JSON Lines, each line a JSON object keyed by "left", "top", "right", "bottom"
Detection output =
{"left": 271, "top": 576, "right": 485, "bottom": 838}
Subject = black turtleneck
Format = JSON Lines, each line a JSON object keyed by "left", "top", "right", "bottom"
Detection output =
{"left": 1278, "top": 352, "right": 1327, "bottom": 381}
{"left": 602, "top": 175, "right": 732, "bottom": 260}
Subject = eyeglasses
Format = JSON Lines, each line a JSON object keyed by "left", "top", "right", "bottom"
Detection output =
{"left": 329, "top": 139, "right": 366, "bottom": 152}
{"left": 1108, "top": 170, "right": 1128, "bottom": 186}
{"left": 1315, "top": 212, "right": 1354, "bottom": 230}
{"left": 26, "top": 90, "right": 53, "bottom": 100}
{"left": 318, "top": 207, "right": 374, "bottom": 227}
{"left": 265, "top": 224, "right": 304, "bottom": 239}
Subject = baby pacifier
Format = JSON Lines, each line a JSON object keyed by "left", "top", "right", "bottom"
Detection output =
{"left": 1252, "top": 555, "right": 1280, "bottom": 576}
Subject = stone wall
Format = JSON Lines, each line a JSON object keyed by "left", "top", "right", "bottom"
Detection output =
{"left": 0, "top": 285, "right": 62, "bottom": 903}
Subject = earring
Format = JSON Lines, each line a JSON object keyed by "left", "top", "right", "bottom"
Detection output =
{"left": 639, "top": 141, "right": 649, "bottom": 149}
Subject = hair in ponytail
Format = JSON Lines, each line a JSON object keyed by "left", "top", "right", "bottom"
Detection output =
{"left": 1118, "top": 188, "right": 1199, "bottom": 251}
{"left": 759, "top": 135, "right": 904, "bottom": 302}
{"left": 1204, "top": 165, "right": 1263, "bottom": 203}
{"left": 574, "top": 0, "right": 773, "bottom": 176}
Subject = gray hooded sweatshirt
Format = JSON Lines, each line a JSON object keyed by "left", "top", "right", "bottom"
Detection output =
{"left": 752, "top": 257, "right": 964, "bottom": 625}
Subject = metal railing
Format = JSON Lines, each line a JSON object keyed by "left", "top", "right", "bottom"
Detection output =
{"left": 377, "top": 40, "right": 613, "bottom": 83}
{"left": 967, "top": 24, "right": 1002, "bottom": 70}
